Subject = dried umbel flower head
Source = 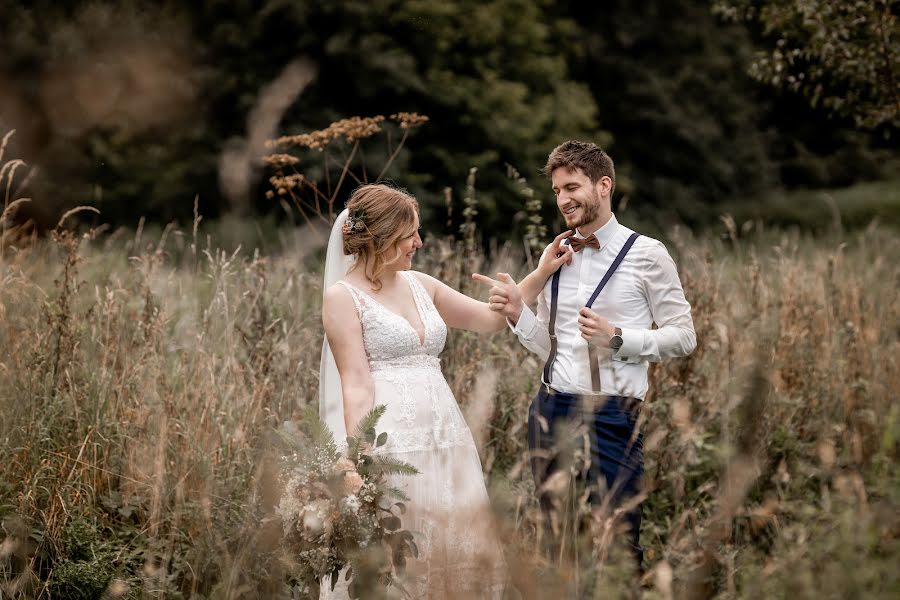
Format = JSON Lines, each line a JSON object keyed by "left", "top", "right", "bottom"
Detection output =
{"left": 390, "top": 112, "right": 429, "bottom": 129}
{"left": 263, "top": 153, "right": 300, "bottom": 169}
{"left": 267, "top": 173, "right": 307, "bottom": 198}
{"left": 343, "top": 183, "right": 419, "bottom": 291}
{"left": 267, "top": 116, "right": 386, "bottom": 151}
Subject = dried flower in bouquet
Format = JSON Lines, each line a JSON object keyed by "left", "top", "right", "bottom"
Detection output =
{"left": 276, "top": 405, "right": 420, "bottom": 599}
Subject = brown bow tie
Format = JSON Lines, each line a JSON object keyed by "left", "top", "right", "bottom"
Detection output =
{"left": 569, "top": 234, "right": 600, "bottom": 252}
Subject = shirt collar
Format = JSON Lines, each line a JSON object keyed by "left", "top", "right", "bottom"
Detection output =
{"left": 575, "top": 213, "right": 620, "bottom": 248}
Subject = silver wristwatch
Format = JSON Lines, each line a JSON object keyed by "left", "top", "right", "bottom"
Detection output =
{"left": 609, "top": 327, "right": 623, "bottom": 351}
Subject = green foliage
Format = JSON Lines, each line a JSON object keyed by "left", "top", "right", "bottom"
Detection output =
{"left": 738, "top": 496, "right": 899, "bottom": 599}
{"left": 61, "top": 519, "right": 103, "bottom": 563}
{"left": 507, "top": 163, "right": 547, "bottom": 262}
{"left": 47, "top": 519, "right": 143, "bottom": 600}
{"left": 346, "top": 404, "right": 388, "bottom": 463}
{"left": 541, "top": 0, "right": 791, "bottom": 229}
{"left": 720, "top": 176, "right": 900, "bottom": 231}
{"left": 363, "top": 455, "right": 421, "bottom": 479}
{"left": 532, "top": 0, "right": 890, "bottom": 227}
{"left": 460, "top": 167, "right": 480, "bottom": 253}
{"left": 48, "top": 558, "right": 116, "bottom": 600}
{"left": 302, "top": 416, "right": 339, "bottom": 459}
{"left": 0, "top": 0, "right": 600, "bottom": 231}
{"left": 1, "top": 0, "right": 894, "bottom": 234}
{"left": 715, "top": 0, "right": 900, "bottom": 129}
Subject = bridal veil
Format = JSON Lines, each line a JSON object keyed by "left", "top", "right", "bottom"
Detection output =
{"left": 319, "top": 209, "right": 354, "bottom": 446}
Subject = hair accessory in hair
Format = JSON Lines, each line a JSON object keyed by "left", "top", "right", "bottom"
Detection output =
{"left": 341, "top": 208, "right": 368, "bottom": 235}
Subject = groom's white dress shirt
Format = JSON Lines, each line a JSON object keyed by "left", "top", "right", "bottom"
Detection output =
{"left": 511, "top": 214, "right": 696, "bottom": 399}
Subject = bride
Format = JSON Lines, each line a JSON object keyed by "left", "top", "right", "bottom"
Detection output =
{"left": 318, "top": 183, "right": 508, "bottom": 598}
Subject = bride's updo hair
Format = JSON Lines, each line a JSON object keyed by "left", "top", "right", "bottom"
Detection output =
{"left": 343, "top": 183, "right": 420, "bottom": 290}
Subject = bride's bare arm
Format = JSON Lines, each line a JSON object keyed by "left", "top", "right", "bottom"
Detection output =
{"left": 412, "top": 272, "right": 508, "bottom": 333}
{"left": 469, "top": 231, "right": 575, "bottom": 325}
{"left": 323, "top": 285, "right": 374, "bottom": 434}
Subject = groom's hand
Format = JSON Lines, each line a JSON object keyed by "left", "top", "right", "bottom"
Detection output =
{"left": 578, "top": 307, "right": 615, "bottom": 346}
{"left": 472, "top": 272, "right": 523, "bottom": 325}
{"left": 537, "top": 230, "right": 575, "bottom": 278}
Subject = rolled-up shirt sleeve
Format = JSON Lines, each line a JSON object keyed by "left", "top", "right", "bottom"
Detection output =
{"left": 614, "top": 243, "right": 696, "bottom": 362}
{"left": 508, "top": 291, "right": 552, "bottom": 361}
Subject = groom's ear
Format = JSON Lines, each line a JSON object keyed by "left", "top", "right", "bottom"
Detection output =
{"left": 595, "top": 176, "right": 613, "bottom": 198}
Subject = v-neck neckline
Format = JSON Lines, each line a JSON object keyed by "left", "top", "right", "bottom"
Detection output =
{"left": 341, "top": 273, "right": 427, "bottom": 346}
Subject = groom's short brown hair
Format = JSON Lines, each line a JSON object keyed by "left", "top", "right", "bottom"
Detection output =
{"left": 542, "top": 140, "right": 615, "bottom": 192}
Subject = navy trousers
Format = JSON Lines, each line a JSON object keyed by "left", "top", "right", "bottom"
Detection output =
{"left": 527, "top": 386, "right": 644, "bottom": 566}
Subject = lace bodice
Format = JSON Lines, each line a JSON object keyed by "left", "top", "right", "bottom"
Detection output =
{"left": 335, "top": 271, "right": 447, "bottom": 369}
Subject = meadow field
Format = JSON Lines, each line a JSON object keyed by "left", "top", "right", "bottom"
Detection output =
{"left": 0, "top": 209, "right": 897, "bottom": 599}
{"left": 2, "top": 0, "right": 898, "bottom": 596}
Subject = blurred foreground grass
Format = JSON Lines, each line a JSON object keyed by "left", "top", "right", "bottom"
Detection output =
{"left": 0, "top": 217, "right": 897, "bottom": 599}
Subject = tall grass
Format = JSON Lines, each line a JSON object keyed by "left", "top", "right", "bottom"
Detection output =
{"left": 1, "top": 115, "right": 897, "bottom": 599}
{"left": 1, "top": 209, "right": 897, "bottom": 598}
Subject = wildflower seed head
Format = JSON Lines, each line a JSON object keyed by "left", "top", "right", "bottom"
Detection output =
{"left": 266, "top": 115, "right": 386, "bottom": 151}
{"left": 263, "top": 153, "right": 300, "bottom": 169}
{"left": 390, "top": 112, "right": 429, "bottom": 129}
{"left": 268, "top": 173, "right": 307, "bottom": 198}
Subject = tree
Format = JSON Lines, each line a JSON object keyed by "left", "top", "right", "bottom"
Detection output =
{"left": 1, "top": 0, "right": 602, "bottom": 233}
{"left": 557, "top": 0, "right": 778, "bottom": 224}
{"left": 190, "top": 0, "right": 603, "bottom": 233}
{"left": 714, "top": 0, "right": 899, "bottom": 129}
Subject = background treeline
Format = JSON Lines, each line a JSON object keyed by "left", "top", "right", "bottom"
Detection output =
{"left": 1, "top": 0, "right": 897, "bottom": 238}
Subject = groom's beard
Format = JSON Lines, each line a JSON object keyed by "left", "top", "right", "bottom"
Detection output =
{"left": 564, "top": 189, "right": 602, "bottom": 230}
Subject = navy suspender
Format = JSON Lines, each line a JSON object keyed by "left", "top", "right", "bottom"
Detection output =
{"left": 585, "top": 232, "right": 641, "bottom": 309}
{"left": 542, "top": 232, "right": 641, "bottom": 390}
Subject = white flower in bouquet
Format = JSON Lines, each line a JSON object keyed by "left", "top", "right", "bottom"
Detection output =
{"left": 340, "top": 495, "right": 361, "bottom": 515}
{"left": 302, "top": 498, "right": 330, "bottom": 537}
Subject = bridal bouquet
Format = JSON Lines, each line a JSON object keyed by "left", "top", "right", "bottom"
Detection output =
{"left": 277, "top": 405, "right": 420, "bottom": 598}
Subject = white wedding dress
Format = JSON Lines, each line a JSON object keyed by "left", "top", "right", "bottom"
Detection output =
{"left": 321, "top": 270, "right": 506, "bottom": 599}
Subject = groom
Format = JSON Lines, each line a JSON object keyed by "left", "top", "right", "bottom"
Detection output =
{"left": 482, "top": 140, "right": 696, "bottom": 568}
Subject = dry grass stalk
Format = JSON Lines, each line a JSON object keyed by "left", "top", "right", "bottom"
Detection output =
{"left": 0, "top": 215, "right": 897, "bottom": 598}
